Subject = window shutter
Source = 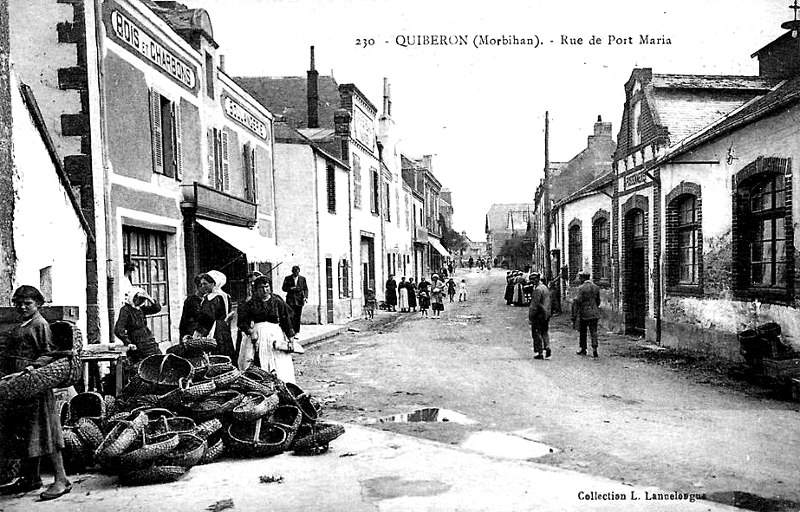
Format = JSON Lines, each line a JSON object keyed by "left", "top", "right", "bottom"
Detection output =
{"left": 251, "top": 146, "right": 259, "bottom": 204}
{"left": 221, "top": 131, "right": 230, "bottom": 191}
{"left": 243, "top": 143, "right": 252, "bottom": 200}
{"left": 207, "top": 129, "right": 215, "bottom": 186}
{"left": 173, "top": 102, "right": 182, "bottom": 180}
{"left": 150, "top": 89, "right": 164, "bottom": 174}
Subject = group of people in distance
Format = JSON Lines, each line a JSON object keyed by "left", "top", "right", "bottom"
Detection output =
{"left": 369, "top": 273, "right": 467, "bottom": 320}
{"left": 526, "top": 270, "right": 602, "bottom": 360}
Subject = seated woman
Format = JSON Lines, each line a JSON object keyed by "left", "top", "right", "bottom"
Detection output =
{"left": 113, "top": 287, "right": 162, "bottom": 364}
{"left": 196, "top": 271, "right": 235, "bottom": 359}
{"left": 0, "top": 286, "right": 71, "bottom": 500}
{"left": 236, "top": 276, "right": 297, "bottom": 383}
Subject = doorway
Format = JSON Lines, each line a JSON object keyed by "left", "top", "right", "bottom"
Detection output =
{"left": 325, "top": 258, "right": 334, "bottom": 323}
{"left": 624, "top": 208, "right": 647, "bottom": 335}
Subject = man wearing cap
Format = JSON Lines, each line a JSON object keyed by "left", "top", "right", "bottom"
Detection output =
{"left": 572, "top": 270, "right": 601, "bottom": 357}
{"left": 528, "top": 272, "right": 551, "bottom": 360}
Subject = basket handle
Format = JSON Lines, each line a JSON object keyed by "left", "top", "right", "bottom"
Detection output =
{"left": 157, "top": 354, "right": 170, "bottom": 382}
{"left": 253, "top": 417, "right": 262, "bottom": 443}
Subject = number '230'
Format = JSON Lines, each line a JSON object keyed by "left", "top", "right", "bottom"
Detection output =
{"left": 355, "top": 38, "right": 375, "bottom": 48}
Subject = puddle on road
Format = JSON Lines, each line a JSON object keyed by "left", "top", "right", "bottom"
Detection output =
{"left": 460, "top": 431, "right": 558, "bottom": 460}
{"left": 362, "top": 476, "right": 451, "bottom": 500}
{"left": 706, "top": 491, "right": 800, "bottom": 512}
{"left": 366, "top": 408, "right": 478, "bottom": 425}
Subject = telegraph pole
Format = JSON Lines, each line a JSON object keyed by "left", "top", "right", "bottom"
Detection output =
{"left": 543, "top": 112, "right": 551, "bottom": 282}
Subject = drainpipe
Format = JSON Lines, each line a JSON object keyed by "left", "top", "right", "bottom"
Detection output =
{"left": 311, "top": 149, "right": 323, "bottom": 323}
{"left": 346, "top": 157, "right": 354, "bottom": 319}
{"left": 377, "top": 141, "right": 386, "bottom": 299}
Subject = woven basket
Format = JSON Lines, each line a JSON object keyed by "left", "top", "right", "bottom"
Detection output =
{"left": 146, "top": 416, "right": 196, "bottom": 439}
{"left": 59, "top": 401, "right": 71, "bottom": 426}
{"left": 232, "top": 374, "right": 275, "bottom": 396}
{"left": 95, "top": 411, "right": 148, "bottom": 460}
{"left": 265, "top": 405, "right": 302, "bottom": 446}
{"left": 181, "top": 336, "right": 217, "bottom": 355}
{"left": 69, "top": 392, "right": 106, "bottom": 422}
{"left": 179, "top": 377, "right": 216, "bottom": 400}
{"left": 243, "top": 365, "right": 276, "bottom": 382}
{"left": 227, "top": 418, "right": 289, "bottom": 456}
{"left": 0, "top": 355, "right": 82, "bottom": 403}
{"left": 277, "top": 382, "right": 318, "bottom": 424}
{"left": 130, "top": 407, "right": 175, "bottom": 422}
{"left": 159, "top": 432, "right": 206, "bottom": 468}
{"left": 104, "top": 395, "right": 117, "bottom": 418}
{"left": 119, "top": 465, "right": 187, "bottom": 485}
{"left": 198, "top": 435, "right": 224, "bottom": 465}
{"left": 119, "top": 431, "right": 180, "bottom": 467}
{"left": 192, "top": 418, "right": 222, "bottom": 440}
{"left": 188, "top": 390, "right": 243, "bottom": 421}
{"left": 232, "top": 393, "right": 279, "bottom": 422}
{"left": 292, "top": 422, "right": 345, "bottom": 454}
{"left": 63, "top": 426, "right": 90, "bottom": 473}
{"left": 137, "top": 354, "right": 193, "bottom": 388}
{"left": 75, "top": 417, "right": 104, "bottom": 451}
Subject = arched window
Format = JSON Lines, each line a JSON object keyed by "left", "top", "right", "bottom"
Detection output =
{"left": 592, "top": 217, "right": 610, "bottom": 283}
{"left": 568, "top": 224, "right": 582, "bottom": 283}
{"left": 677, "top": 196, "right": 699, "bottom": 284}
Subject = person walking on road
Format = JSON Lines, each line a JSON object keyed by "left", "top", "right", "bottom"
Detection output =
{"left": 458, "top": 278, "right": 468, "bottom": 302}
{"left": 572, "top": 270, "right": 601, "bottom": 357}
{"left": 528, "top": 272, "right": 551, "bottom": 360}
{"left": 447, "top": 278, "right": 456, "bottom": 302}
{"left": 430, "top": 275, "right": 445, "bottom": 318}
{"left": 418, "top": 278, "right": 430, "bottom": 317}
{"left": 385, "top": 275, "right": 398, "bottom": 312}
{"left": 282, "top": 266, "right": 308, "bottom": 334}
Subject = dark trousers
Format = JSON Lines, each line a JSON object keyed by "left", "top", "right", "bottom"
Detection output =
{"left": 289, "top": 304, "right": 303, "bottom": 333}
{"left": 579, "top": 319, "right": 599, "bottom": 350}
{"left": 531, "top": 319, "right": 550, "bottom": 353}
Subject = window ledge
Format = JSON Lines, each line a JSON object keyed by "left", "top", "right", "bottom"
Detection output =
{"left": 666, "top": 285, "right": 704, "bottom": 297}
{"left": 733, "top": 288, "right": 793, "bottom": 305}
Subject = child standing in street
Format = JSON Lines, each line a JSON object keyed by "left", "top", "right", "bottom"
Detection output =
{"left": 447, "top": 278, "right": 456, "bottom": 302}
{"left": 364, "top": 288, "right": 376, "bottom": 320}
{"left": 458, "top": 279, "right": 468, "bottom": 302}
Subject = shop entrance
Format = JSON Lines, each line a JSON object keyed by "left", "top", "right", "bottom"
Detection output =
{"left": 624, "top": 208, "right": 647, "bottom": 334}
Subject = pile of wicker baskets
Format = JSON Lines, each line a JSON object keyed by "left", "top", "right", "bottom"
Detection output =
{"left": 61, "top": 350, "right": 344, "bottom": 485}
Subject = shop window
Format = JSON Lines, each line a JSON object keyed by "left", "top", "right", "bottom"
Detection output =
{"left": 123, "top": 227, "right": 171, "bottom": 344}
{"left": 208, "top": 128, "right": 229, "bottom": 192}
{"left": 592, "top": 217, "right": 610, "bottom": 283}
{"left": 733, "top": 157, "right": 794, "bottom": 301}
{"left": 568, "top": 223, "right": 582, "bottom": 283}
{"left": 149, "top": 89, "right": 182, "bottom": 180}
{"left": 326, "top": 162, "right": 336, "bottom": 213}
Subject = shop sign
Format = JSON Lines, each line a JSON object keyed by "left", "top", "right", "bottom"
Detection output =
{"left": 107, "top": 7, "right": 197, "bottom": 91}
{"left": 624, "top": 170, "right": 647, "bottom": 189}
{"left": 223, "top": 95, "right": 270, "bottom": 140}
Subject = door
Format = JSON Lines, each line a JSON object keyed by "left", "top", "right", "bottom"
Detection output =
{"left": 325, "top": 258, "right": 334, "bottom": 323}
{"left": 630, "top": 247, "right": 646, "bottom": 333}
{"left": 624, "top": 208, "right": 647, "bottom": 335}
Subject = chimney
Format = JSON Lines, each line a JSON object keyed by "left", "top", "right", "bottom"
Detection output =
{"left": 588, "top": 114, "right": 613, "bottom": 147}
{"left": 383, "top": 77, "right": 391, "bottom": 116}
{"left": 307, "top": 46, "right": 319, "bottom": 129}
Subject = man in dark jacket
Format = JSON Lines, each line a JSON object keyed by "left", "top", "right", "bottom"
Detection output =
{"left": 572, "top": 270, "right": 601, "bottom": 357}
{"left": 282, "top": 265, "right": 308, "bottom": 334}
{"left": 528, "top": 272, "right": 551, "bottom": 360}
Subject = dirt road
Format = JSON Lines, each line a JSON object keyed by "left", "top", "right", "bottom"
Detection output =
{"left": 297, "top": 269, "right": 800, "bottom": 511}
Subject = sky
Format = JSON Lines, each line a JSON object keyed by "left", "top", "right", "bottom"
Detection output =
{"left": 189, "top": 0, "right": 789, "bottom": 240}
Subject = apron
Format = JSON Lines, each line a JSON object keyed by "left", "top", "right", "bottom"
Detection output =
{"left": 237, "top": 321, "right": 296, "bottom": 384}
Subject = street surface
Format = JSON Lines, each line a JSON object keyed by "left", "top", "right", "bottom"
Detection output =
{"left": 299, "top": 269, "right": 800, "bottom": 511}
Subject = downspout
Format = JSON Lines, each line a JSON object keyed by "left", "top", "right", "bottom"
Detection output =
{"left": 90, "top": 0, "right": 112, "bottom": 343}
{"left": 377, "top": 141, "right": 386, "bottom": 300}
{"left": 347, "top": 160, "right": 354, "bottom": 318}
{"left": 311, "top": 149, "right": 323, "bottom": 323}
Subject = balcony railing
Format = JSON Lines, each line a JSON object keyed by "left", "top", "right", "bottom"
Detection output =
{"left": 181, "top": 182, "right": 257, "bottom": 227}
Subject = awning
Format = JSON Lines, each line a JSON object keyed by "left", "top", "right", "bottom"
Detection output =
{"left": 197, "top": 219, "right": 284, "bottom": 263}
{"left": 429, "top": 238, "right": 451, "bottom": 258}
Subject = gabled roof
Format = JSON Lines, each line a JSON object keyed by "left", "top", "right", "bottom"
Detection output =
{"left": 485, "top": 204, "right": 534, "bottom": 233}
{"left": 274, "top": 122, "right": 348, "bottom": 169}
{"left": 554, "top": 170, "right": 613, "bottom": 208}
{"left": 234, "top": 75, "right": 340, "bottom": 130}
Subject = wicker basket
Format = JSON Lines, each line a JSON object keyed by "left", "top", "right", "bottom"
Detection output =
{"left": 292, "top": 422, "right": 345, "bottom": 454}
{"left": 130, "top": 407, "right": 175, "bottom": 422}
{"left": 104, "top": 395, "right": 117, "bottom": 418}
{"left": 277, "top": 382, "right": 318, "bottom": 424}
{"left": 265, "top": 405, "right": 302, "bottom": 446}
{"left": 69, "top": 392, "right": 106, "bottom": 423}
{"left": 159, "top": 432, "right": 206, "bottom": 468}
{"left": 243, "top": 365, "right": 276, "bottom": 382}
{"left": 59, "top": 401, "right": 71, "bottom": 426}
{"left": 137, "top": 354, "right": 193, "bottom": 389}
{"left": 146, "top": 416, "right": 196, "bottom": 440}
{"left": 75, "top": 417, "right": 105, "bottom": 451}
{"left": 179, "top": 377, "right": 216, "bottom": 400}
{"left": 232, "top": 374, "right": 275, "bottom": 396}
{"left": 95, "top": 411, "right": 148, "bottom": 460}
{"left": 188, "top": 390, "right": 243, "bottom": 421}
{"left": 205, "top": 365, "right": 241, "bottom": 389}
{"left": 232, "top": 393, "right": 279, "bottom": 421}
{"left": 119, "top": 431, "right": 180, "bottom": 467}
{"left": 0, "top": 355, "right": 82, "bottom": 403}
{"left": 181, "top": 336, "right": 217, "bottom": 355}
{"left": 63, "top": 426, "right": 90, "bottom": 473}
{"left": 227, "top": 418, "right": 289, "bottom": 456}
{"left": 119, "top": 465, "right": 187, "bottom": 485}
{"left": 198, "top": 435, "right": 224, "bottom": 465}
{"left": 192, "top": 418, "right": 223, "bottom": 440}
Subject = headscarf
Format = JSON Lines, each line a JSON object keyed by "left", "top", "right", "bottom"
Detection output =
{"left": 204, "top": 270, "right": 229, "bottom": 313}
{"left": 126, "top": 287, "right": 147, "bottom": 308}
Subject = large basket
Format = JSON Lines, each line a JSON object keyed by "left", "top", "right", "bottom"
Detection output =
{"left": 118, "top": 465, "right": 187, "bottom": 486}
{"left": 178, "top": 377, "right": 216, "bottom": 400}
{"left": 0, "top": 355, "right": 82, "bottom": 403}
{"left": 232, "top": 374, "right": 275, "bottom": 396}
{"left": 226, "top": 418, "right": 289, "bottom": 456}
{"left": 192, "top": 418, "right": 223, "bottom": 440}
{"left": 205, "top": 366, "right": 241, "bottom": 389}
{"left": 292, "top": 422, "right": 345, "bottom": 454}
{"left": 187, "top": 390, "right": 243, "bottom": 421}
{"left": 137, "top": 354, "right": 193, "bottom": 389}
{"left": 265, "top": 405, "right": 302, "bottom": 446}
{"left": 146, "top": 416, "right": 196, "bottom": 440}
{"left": 277, "top": 382, "right": 318, "bottom": 424}
{"left": 232, "top": 393, "right": 279, "bottom": 422}
{"left": 119, "top": 431, "right": 180, "bottom": 467}
{"left": 95, "top": 411, "right": 148, "bottom": 460}
{"left": 198, "top": 435, "right": 224, "bottom": 465}
{"left": 159, "top": 432, "right": 206, "bottom": 468}
{"left": 63, "top": 426, "right": 90, "bottom": 473}
{"left": 69, "top": 392, "right": 106, "bottom": 423}
{"left": 75, "top": 417, "right": 104, "bottom": 451}
{"left": 181, "top": 336, "right": 217, "bottom": 355}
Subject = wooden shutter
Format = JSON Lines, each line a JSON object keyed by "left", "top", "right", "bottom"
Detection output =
{"left": 173, "top": 101, "right": 183, "bottom": 180}
{"left": 251, "top": 146, "right": 259, "bottom": 204}
{"left": 150, "top": 89, "right": 163, "bottom": 175}
{"left": 207, "top": 128, "right": 215, "bottom": 186}
{"left": 221, "top": 131, "right": 230, "bottom": 191}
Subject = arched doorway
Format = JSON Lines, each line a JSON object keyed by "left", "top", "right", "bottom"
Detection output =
{"left": 623, "top": 208, "right": 647, "bottom": 334}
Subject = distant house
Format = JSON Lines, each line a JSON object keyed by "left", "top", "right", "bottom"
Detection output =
{"left": 485, "top": 203, "right": 534, "bottom": 268}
